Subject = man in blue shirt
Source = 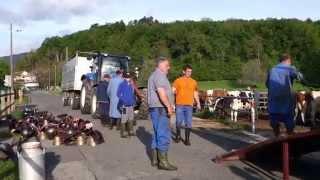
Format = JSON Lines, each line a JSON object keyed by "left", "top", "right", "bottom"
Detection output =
{"left": 97, "top": 74, "right": 111, "bottom": 126}
{"left": 266, "top": 54, "right": 303, "bottom": 136}
{"left": 117, "top": 73, "right": 136, "bottom": 138}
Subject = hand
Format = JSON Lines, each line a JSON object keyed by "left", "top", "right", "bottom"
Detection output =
{"left": 167, "top": 105, "right": 174, "bottom": 116}
{"left": 197, "top": 104, "right": 201, "bottom": 111}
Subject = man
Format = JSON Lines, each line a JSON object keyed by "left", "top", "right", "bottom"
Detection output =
{"left": 86, "top": 66, "right": 97, "bottom": 81}
{"left": 172, "top": 65, "right": 201, "bottom": 146}
{"left": 107, "top": 70, "right": 124, "bottom": 130}
{"left": 266, "top": 54, "right": 303, "bottom": 136}
{"left": 117, "top": 73, "right": 136, "bottom": 138}
{"left": 148, "top": 57, "right": 177, "bottom": 171}
{"left": 96, "top": 74, "right": 111, "bottom": 126}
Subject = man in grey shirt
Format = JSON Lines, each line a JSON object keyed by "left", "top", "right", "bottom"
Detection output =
{"left": 148, "top": 57, "right": 177, "bottom": 171}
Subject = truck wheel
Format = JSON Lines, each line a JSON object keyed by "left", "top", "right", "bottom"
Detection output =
{"left": 91, "top": 91, "right": 98, "bottom": 119}
{"left": 80, "top": 85, "right": 91, "bottom": 114}
{"left": 71, "top": 96, "right": 80, "bottom": 110}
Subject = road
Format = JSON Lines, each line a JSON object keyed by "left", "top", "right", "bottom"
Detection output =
{"left": 29, "top": 91, "right": 318, "bottom": 180}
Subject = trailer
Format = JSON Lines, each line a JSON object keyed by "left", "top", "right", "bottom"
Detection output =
{"left": 61, "top": 54, "right": 93, "bottom": 109}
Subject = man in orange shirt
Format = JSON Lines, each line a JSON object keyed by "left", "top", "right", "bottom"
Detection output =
{"left": 172, "top": 65, "right": 201, "bottom": 146}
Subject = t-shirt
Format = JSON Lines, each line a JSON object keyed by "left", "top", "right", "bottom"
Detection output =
{"left": 147, "top": 69, "right": 174, "bottom": 108}
{"left": 173, "top": 77, "right": 198, "bottom": 106}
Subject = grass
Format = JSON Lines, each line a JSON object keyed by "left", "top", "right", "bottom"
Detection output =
{"left": 0, "top": 160, "right": 18, "bottom": 180}
{"left": 198, "top": 80, "right": 310, "bottom": 91}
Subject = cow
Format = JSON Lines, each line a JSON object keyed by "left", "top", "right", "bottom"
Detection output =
{"left": 294, "top": 91, "right": 320, "bottom": 126}
{"left": 212, "top": 90, "right": 255, "bottom": 123}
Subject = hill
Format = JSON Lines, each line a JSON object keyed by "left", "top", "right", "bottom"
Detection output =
{"left": 16, "top": 17, "right": 320, "bottom": 87}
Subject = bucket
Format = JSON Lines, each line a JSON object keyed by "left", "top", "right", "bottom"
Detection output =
{"left": 18, "top": 141, "right": 45, "bottom": 180}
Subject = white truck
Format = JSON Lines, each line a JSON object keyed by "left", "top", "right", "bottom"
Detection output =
{"left": 61, "top": 53, "right": 93, "bottom": 109}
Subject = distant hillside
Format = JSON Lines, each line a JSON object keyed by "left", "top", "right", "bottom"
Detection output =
{"left": 0, "top": 52, "right": 28, "bottom": 66}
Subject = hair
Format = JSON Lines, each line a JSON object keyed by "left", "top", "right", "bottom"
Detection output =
{"left": 116, "top": 69, "right": 124, "bottom": 75}
{"left": 123, "top": 73, "right": 131, "bottom": 79}
{"left": 183, "top": 64, "right": 192, "bottom": 71}
{"left": 155, "top": 56, "right": 169, "bottom": 66}
{"left": 103, "top": 74, "right": 110, "bottom": 79}
{"left": 279, "top": 53, "right": 291, "bottom": 62}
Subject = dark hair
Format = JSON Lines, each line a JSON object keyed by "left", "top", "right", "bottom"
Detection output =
{"left": 116, "top": 69, "right": 124, "bottom": 75}
{"left": 123, "top": 73, "right": 131, "bottom": 79}
{"left": 103, "top": 74, "right": 110, "bottom": 79}
{"left": 183, "top": 64, "right": 192, "bottom": 71}
{"left": 279, "top": 53, "right": 291, "bottom": 62}
{"left": 155, "top": 56, "right": 169, "bottom": 66}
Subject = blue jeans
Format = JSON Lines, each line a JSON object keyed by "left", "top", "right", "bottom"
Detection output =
{"left": 176, "top": 105, "right": 193, "bottom": 128}
{"left": 149, "top": 107, "right": 171, "bottom": 153}
{"left": 270, "top": 113, "right": 295, "bottom": 132}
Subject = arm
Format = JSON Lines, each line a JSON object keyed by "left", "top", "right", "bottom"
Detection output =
{"left": 194, "top": 91, "right": 201, "bottom": 109}
{"left": 157, "top": 87, "right": 173, "bottom": 115}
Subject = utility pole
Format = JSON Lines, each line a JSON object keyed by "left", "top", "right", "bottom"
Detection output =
{"left": 10, "top": 24, "right": 13, "bottom": 89}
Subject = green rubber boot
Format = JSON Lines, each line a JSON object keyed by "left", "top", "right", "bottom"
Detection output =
{"left": 120, "top": 123, "right": 128, "bottom": 138}
{"left": 128, "top": 121, "right": 136, "bottom": 136}
{"left": 151, "top": 149, "right": 158, "bottom": 167}
{"left": 157, "top": 151, "right": 178, "bottom": 171}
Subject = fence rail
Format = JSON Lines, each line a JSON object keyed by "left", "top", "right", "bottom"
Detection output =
{"left": 0, "top": 89, "right": 15, "bottom": 117}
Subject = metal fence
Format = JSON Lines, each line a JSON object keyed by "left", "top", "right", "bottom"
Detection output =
{"left": 0, "top": 89, "right": 15, "bottom": 117}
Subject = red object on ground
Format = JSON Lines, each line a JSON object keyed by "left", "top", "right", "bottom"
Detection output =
{"left": 214, "top": 130, "right": 320, "bottom": 179}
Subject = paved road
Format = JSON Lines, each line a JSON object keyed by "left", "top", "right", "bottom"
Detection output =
{"left": 29, "top": 91, "right": 318, "bottom": 180}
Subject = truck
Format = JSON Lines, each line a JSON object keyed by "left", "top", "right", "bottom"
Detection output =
{"left": 61, "top": 51, "right": 130, "bottom": 116}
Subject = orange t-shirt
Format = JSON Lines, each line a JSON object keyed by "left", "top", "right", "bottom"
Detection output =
{"left": 173, "top": 77, "right": 198, "bottom": 106}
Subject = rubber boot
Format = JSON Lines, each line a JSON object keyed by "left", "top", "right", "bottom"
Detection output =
{"left": 151, "top": 149, "right": 158, "bottom": 167}
{"left": 116, "top": 119, "right": 121, "bottom": 131}
{"left": 273, "top": 124, "right": 280, "bottom": 137}
{"left": 175, "top": 127, "right": 181, "bottom": 143}
{"left": 157, "top": 151, "right": 177, "bottom": 171}
{"left": 128, "top": 121, "right": 136, "bottom": 136}
{"left": 109, "top": 118, "right": 115, "bottom": 130}
{"left": 184, "top": 128, "right": 191, "bottom": 146}
{"left": 120, "top": 123, "right": 128, "bottom": 138}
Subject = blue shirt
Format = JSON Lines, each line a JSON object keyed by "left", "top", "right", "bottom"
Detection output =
{"left": 117, "top": 80, "right": 136, "bottom": 107}
{"left": 86, "top": 72, "right": 96, "bottom": 81}
{"left": 266, "top": 63, "right": 302, "bottom": 114}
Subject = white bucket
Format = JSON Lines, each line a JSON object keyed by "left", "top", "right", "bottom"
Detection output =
{"left": 18, "top": 141, "right": 45, "bottom": 180}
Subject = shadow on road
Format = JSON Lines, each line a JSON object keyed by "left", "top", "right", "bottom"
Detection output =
{"left": 136, "top": 126, "right": 153, "bottom": 162}
{"left": 45, "top": 152, "right": 61, "bottom": 180}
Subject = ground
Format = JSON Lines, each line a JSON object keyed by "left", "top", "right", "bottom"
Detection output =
{"left": 19, "top": 91, "right": 320, "bottom": 180}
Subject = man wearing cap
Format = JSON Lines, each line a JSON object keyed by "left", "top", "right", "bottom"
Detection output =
{"left": 86, "top": 66, "right": 97, "bottom": 81}
{"left": 147, "top": 57, "right": 177, "bottom": 171}
{"left": 172, "top": 65, "right": 201, "bottom": 146}
{"left": 107, "top": 70, "right": 124, "bottom": 130}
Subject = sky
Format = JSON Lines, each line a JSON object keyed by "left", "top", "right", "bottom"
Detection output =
{"left": 0, "top": 0, "right": 319, "bottom": 56}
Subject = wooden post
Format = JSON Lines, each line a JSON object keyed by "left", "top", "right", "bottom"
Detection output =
{"left": 0, "top": 90, "right": 5, "bottom": 116}
{"left": 18, "top": 89, "right": 23, "bottom": 104}
{"left": 282, "top": 142, "right": 290, "bottom": 180}
{"left": 10, "top": 89, "right": 15, "bottom": 112}
{"left": 6, "top": 89, "right": 11, "bottom": 114}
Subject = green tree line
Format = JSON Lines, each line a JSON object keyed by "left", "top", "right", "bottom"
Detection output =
{"left": 16, "top": 17, "right": 320, "bottom": 87}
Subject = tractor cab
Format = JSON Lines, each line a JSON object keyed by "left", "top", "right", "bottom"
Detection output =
{"left": 89, "top": 53, "right": 130, "bottom": 83}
